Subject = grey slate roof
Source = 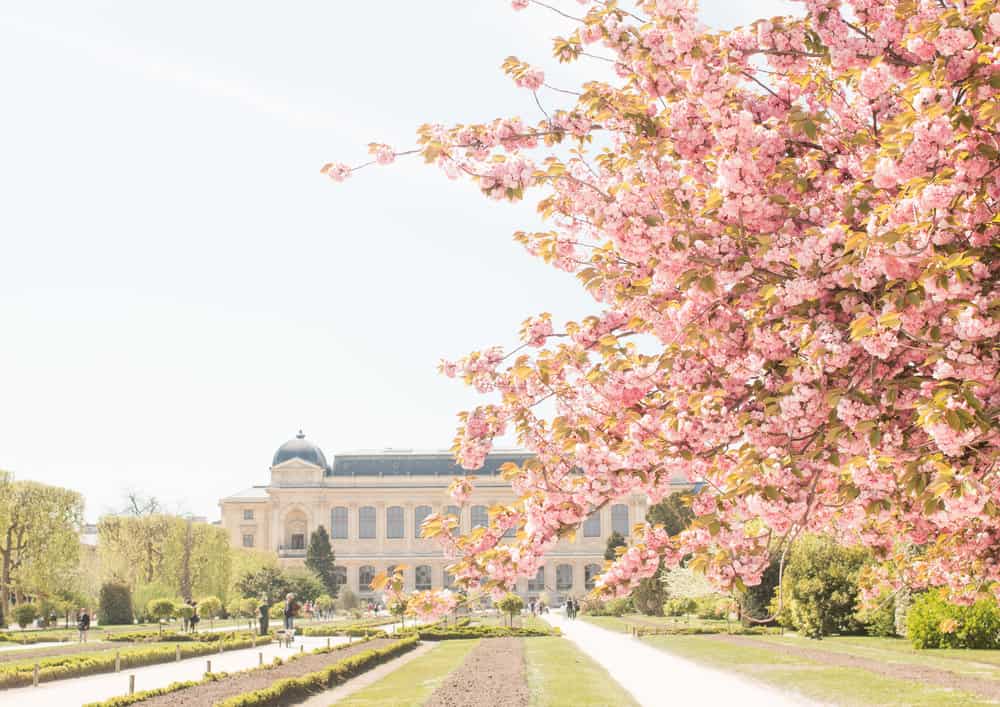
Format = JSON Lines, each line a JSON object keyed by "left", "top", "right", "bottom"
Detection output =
{"left": 327, "top": 450, "right": 532, "bottom": 477}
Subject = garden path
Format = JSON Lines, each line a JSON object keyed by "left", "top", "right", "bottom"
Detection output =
{"left": 2, "top": 634, "right": 345, "bottom": 707}
{"left": 544, "top": 613, "right": 812, "bottom": 707}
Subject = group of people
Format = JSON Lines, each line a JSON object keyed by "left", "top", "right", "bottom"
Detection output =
{"left": 564, "top": 597, "right": 579, "bottom": 619}
{"left": 257, "top": 592, "right": 298, "bottom": 636}
{"left": 181, "top": 600, "right": 200, "bottom": 632}
{"left": 77, "top": 607, "right": 91, "bottom": 642}
{"left": 528, "top": 598, "right": 549, "bottom": 616}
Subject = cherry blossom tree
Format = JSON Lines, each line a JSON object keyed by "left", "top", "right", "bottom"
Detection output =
{"left": 328, "top": 0, "right": 1000, "bottom": 609}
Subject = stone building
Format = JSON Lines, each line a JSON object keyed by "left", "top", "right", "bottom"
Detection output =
{"left": 220, "top": 431, "right": 657, "bottom": 601}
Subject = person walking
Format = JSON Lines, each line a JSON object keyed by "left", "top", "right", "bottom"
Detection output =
{"left": 77, "top": 607, "right": 91, "bottom": 642}
{"left": 258, "top": 596, "right": 271, "bottom": 636}
{"left": 283, "top": 593, "right": 296, "bottom": 632}
{"left": 189, "top": 601, "right": 199, "bottom": 633}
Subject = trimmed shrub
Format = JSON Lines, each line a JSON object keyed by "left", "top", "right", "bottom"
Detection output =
{"left": 13, "top": 603, "right": 38, "bottom": 629}
{"left": 98, "top": 583, "right": 134, "bottom": 626}
{"left": 695, "top": 595, "right": 735, "bottom": 620}
{"left": 214, "top": 636, "right": 419, "bottom": 707}
{"left": 495, "top": 593, "right": 524, "bottom": 627}
{"left": 663, "top": 597, "right": 697, "bottom": 616}
{"left": 907, "top": 591, "right": 1000, "bottom": 649}
{"left": 857, "top": 594, "right": 897, "bottom": 638}
{"left": 335, "top": 588, "right": 359, "bottom": 611}
{"left": 587, "top": 598, "right": 632, "bottom": 617}
{"left": 105, "top": 629, "right": 259, "bottom": 643}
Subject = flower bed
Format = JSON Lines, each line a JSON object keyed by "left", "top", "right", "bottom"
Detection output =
{"left": 0, "top": 635, "right": 270, "bottom": 689}
{"left": 298, "top": 617, "right": 396, "bottom": 637}
{"left": 410, "top": 625, "right": 558, "bottom": 640}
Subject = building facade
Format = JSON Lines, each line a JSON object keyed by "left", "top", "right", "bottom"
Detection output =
{"left": 220, "top": 431, "right": 653, "bottom": 601}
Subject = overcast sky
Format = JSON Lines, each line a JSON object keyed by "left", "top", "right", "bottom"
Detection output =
{"left": 0, "top": 0, "right": 797, "bottom": 521}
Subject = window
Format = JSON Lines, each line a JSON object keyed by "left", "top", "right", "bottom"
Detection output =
{"left": 583, "top": 511, "right": 601, "bottom": 537}
{"left": 359, "top": 506, "right": 376, "bottom": 539}
{"left": 242, "top": 534, "right": 254, "bottom": 548}
{"left": 243, "top": 509, "right": 254, "bottom": 521}
{"left": 585, "top": 564, "right": 601, "bottom": 590}
{"left": 414, "top": 505, "right": 432, "bottom": 539}
{"left": 528, "top": 566, "right": 545, "bottom": 592}
{"left": 611, "top": 504, "right": 629, "bottom": 537}
{"left": 331, "top": 507, "right": 348, "bottom": 539}
{"left": 333, "top": 566, "right": 347, "bottom": 591}
{"left": 471, "top": 505, "right": 488, "bottom": 529}
{"left": 359, "top": 565, "right": 376, "bottom": 592}
{"left": 445, "top": 505, "right": 461, "bottom": 530}
{"left": 387, "top": 506, "right": 404, "bottom": 539}
{"left": 415, "top": 565, "right": 432, "bottom": 591}
{"left": 290, "top": 533, "right": 305, "bottom": 550}
{"left": 444, "top": 570, "right": 456, "bottom": 589}
{"left": 556, "top": 564, "right": 573, "bottom": 591}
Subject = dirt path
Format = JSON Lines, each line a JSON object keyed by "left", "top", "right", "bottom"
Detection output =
{"left": 136, "top": 638, "right": 392, "bottom": 705}
{"left": 714, "top": 635, "right": 1000, "bottom": 701}
{"left": 423, "top": 637, "right": 529, "bottom": 707}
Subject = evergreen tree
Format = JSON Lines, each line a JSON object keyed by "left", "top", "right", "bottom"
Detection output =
{"left": 604, "top": 531, "right": 626, "bottom": 562}
{"left": 305, "top": 526, "right": 337, "bottom": 597}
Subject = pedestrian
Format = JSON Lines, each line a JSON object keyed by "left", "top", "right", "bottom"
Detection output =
{"left": 258, "top": 596, "right": 271, "bottom": 636}
{"left": 189, "top": 601, "right": 199, "bottom": 633}
{"left": 77, "top": 607, "right": 90, "bottom": 643}
{"left": 283, "top": 592, "right": 296, "bottom": 632}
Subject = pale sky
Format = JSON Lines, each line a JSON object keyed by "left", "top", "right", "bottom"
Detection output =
{"left": 0, "top": 0, "right": 797, "bottom": 521}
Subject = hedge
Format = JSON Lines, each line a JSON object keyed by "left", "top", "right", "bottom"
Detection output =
{"left": 82, "top": 638, "right": 379, "bottom": 707}
{"left": 908, "top": 591, "right": 1000, "bottom": 649}
{"left": 0, "top": 631, "right": 74, "bottom": 645}
{"left": 105, "top": 630, "right": 259, "bottom": 643}
{"left": 299, "top": 618, "right": 396, "bottom": 637}
{"left": 0, "top": 635, "right": 271, "bottom": 688}
{"left": 215, "top": 635, "right": 419, "bottom": 707}
{"left": 409, "top": 625, "right": 559, "bottom": 640}
{"left": 626, "top": 624, "right": 780, "bottom": 637}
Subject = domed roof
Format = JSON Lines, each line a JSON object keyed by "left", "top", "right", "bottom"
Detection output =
{"left": 272, "top": 430, "right": 328, "bottom": 469}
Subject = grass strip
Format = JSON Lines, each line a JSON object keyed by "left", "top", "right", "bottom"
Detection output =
{"left": 215, "top": 635, "right": 419, "bottom": 707}
{"left": 644, "top": 634, "right": 993, "bottom": 706}
{"left": 524, "top": 636, "right": 640, "bottom": 707}
{"left": 0, "top": 635, "right": 271, "bottom": 689}
{"left": 337, "top": 639, "right": 479, "bottom": 706}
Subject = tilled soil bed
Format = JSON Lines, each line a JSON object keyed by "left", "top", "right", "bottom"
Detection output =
{"left": 424, "top": 637, "right": 529, "bottom": 707}
{"left": 135, "top": 638, "right": 393, "bottom": 706}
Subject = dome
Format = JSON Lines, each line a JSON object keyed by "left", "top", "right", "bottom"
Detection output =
{"left": 272, "top": 430, "right": 328, "bottom": 469}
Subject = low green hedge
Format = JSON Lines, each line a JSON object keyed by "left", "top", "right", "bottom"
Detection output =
{"left": 299, "top": 618, "right": 396, "bottom": 637}
{"left": 411, "top": 625, "right": 558, "bottom": 640}
{"left": 0, "top": 630, "right": 74, "bottom": 645}
{"left": 0, "top": 635, "right": 270, "bottom": 688}
{"left": 105, "top": 630, "right": 258, "bottom": 643}
{"left": 216, "top": 635, "right": 419, "bottom": 707}
{"left": 628, "top": 624, "right": 779, "bottom": 637}
{"left": 82, "top": 636, "right": 380, "bottom": 707}
{"left": 908, "top": 591, "right": 1000, "bottom": 649}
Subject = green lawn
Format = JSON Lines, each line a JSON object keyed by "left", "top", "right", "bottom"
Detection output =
{"left": 524, "top": 636, "right": 640, "bottom": 707}
{"left": 643, "top": 634, "right": 994, "bottom": 706}
{"left": 336, "top": 639, "right": 480, "bottom": 706}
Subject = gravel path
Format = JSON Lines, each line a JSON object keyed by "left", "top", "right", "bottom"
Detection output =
{"left": 545, "top": 613, "right": 811, "bottom": 707}
{"left": 424, "top": 637, "right": 529, "bottom": 707}
{"left": 1, "top": 635, "right": 349, "bottom": 707}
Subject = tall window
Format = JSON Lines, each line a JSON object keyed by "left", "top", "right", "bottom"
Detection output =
{"left": 585, "top": 564, "right": 601, "bottom": 590}
{"left": 471, "top": 505, "right": 488, "bottom": 529}
{"left": 415, "top": 565, "right": 432, "bottom": 591}
{"left": 444, "top": 570, "right": 455, "bottom": 589}
{"left": 331, "top": 507, "right": 349, "bottom": 539}
{"left": 611, "top": 504, "right": 629, "bottom": 537}
{"left": 359, "top": 565, "right": 376, "bottom": 592}
{"left": 528, "top": 566, "right": 545, "bottom": 592}
{"left": 290, "top": 533, "right": 305, "bottom": 550}
{"left": 333, "top": 566, "right": 347, "bottom": 591}
{"left": 242, "top": 534, "right": 254, "bottom": 548}
{"left": 387, "top": 506, "right": 404, "bottom": 539}
{"left": 243, "top": 509, "right": 254, "bottom": 521}
{"left": 556, "top": 564, "right": 573, "bottom": 591}
{"left": 583, "top": 511, "right": 601, "bottom": 537}
{"left": 359, "top": 506, "right": 376, "bottom": 539}
{"left": 414, "top": 505, "right": 432, "bottom": 539}
{"left": 445, "top": 505, "right": 461, "bottom": 531}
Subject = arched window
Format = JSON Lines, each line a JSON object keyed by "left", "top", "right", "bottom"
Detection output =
{"left": 556, "top": 564, "right": 573, "bottom": 591}
{"left": 585, "top": 564, "right": 601, "bottom": 590}
{"left": 528, "top": 566, "right": 545, "bottom": 592}
{"left": 471, "top": 505, "right": 488, "bottom": 529}
{"left": 415, "top": 565, "right": 432, "bottom": 591}
{"left": 583, "top": 511, "right": 601, "bottom": 537}
{"left": 445, "top": 505, "right": 462, "bottom": 532}
{"left": 387, "top": 506, "right": 404, "bottom": 539}
{"left": 359, "top": 506, "right": 376, "bottom": 539}
{"left": 332, "top": 566, "right": 347, "bottom": 591}
{"left": 359, "top": 565, "right": 376, "bottom": 592}
{"left": 331, "top": 507, "right": 349, "bottom": 539}
{"left": 414, "top": 505, "right": 432, "bottom": 539}
{"left": 611, "top": 504, "right": 629, "bottom": 537}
